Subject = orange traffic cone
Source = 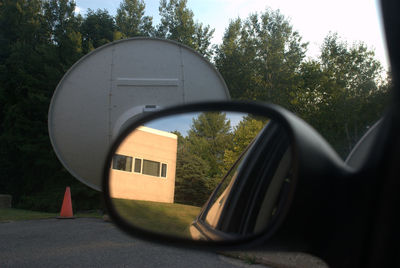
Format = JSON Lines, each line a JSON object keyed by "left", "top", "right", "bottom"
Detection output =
{"left": 57, "top": 186, "right": 75, "bottom": 219}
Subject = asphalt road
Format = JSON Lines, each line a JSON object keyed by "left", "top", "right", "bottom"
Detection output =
{"left": 0, "top": 218, "right": 267, "bottom": 268}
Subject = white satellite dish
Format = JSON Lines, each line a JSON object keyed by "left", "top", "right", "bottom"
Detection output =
{"left": 48, "top": 38, "right": 230, "bottom": 191}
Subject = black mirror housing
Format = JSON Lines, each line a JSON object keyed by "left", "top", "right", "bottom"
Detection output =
{"left": 102, "top": 101, "right": 353, "bottom": 257}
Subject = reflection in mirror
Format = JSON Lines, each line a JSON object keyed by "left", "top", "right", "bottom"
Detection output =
{"left": 108, "top": 111, "right": 292, "bottom": 241}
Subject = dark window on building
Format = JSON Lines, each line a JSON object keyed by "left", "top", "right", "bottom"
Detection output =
{"left": 142, "top": 159, "right": 160, "bottom": 177}
{"left": 134, "top": 158, "right": 142, "bottom": 173}
{"left": 112, "top": 154, "right": 132, "bottom": 172}
{"left": 161, "top": 163, "right": 167, "bottom": 177}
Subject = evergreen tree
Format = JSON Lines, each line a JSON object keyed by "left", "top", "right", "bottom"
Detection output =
{"left": 172, "top": 113, "right": 232, "bottom": 206}
{"left": 186, "top": 112, "right": 232, "bottom": 179}
{"left": 174, "top": 148, "right": 211, "bottom": 206}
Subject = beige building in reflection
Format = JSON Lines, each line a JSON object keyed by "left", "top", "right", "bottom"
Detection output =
{"left": 110, "top": 126, "right": 177, "bottom": 203}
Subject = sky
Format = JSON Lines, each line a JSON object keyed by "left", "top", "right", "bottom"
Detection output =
{"left": 74, "top": 0, "right": 389, "bottom": 70}
{"left": 145, "top": 112, "right": 249, "bottom": 136}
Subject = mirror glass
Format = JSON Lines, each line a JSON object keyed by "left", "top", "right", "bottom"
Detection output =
{"left": 107, "top": 111, "right": 292, "bottom": 241}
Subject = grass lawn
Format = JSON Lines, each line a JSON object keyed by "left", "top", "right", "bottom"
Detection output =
{"left": 112, "top": 198, "right": 201, "bottom": 238}
{"left": 0, "top": 208, "right": 102, "bottom": 222}
{"left": 0, "top": 208, "right": 56, "bottom": 222}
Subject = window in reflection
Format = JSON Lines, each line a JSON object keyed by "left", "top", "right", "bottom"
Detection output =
{"left": 112, "top": 154, "right": 132, "bottom": 172}
{"left": 161, "top": 163, "right": 167, "bottom": 178}
{"left": 134, "top": 158, "right": 142, "bottom": 173}
{"left": 142, "top": 159, "right": 161, "bottom": 177}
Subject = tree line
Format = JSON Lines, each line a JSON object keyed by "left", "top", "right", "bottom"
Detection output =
{"left": 173, "top": 112, "right": 266, "bottom": 206}
{"left": 0, "top": 0, "right": 390, "bottom": 211}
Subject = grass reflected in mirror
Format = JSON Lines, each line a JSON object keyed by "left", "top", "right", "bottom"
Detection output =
{"left": 112, "top": 198, "right": 201, "bottom": 238}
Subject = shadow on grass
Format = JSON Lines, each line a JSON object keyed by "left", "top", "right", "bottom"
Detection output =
{"left": 112, "top": 198, "right": 201, "bottom": 238}
{"left": 0, "top": 208, "right": 102, "bottom": 222}
{"left": 0, "top": 208, "right": 56, "bottom": 222}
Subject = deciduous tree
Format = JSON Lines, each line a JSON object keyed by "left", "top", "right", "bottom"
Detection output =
{"left": 215, "top": 9, "right": 308, "bottom": 109}
{"left": 223, "top": 117, "right": 266, "bottom": 173}
{"left": 115, "top": 0, "right": 153, "bottom": 38}
{"left": 80, "top": 9, "right": 116, "bottom": 52}
{"left": 302, "top": 34, "right": 388, "bottom": 156}
{"left": 156, "top": 0, "right": 214, "bottom": 59}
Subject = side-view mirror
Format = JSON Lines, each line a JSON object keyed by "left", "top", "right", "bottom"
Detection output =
{"left": 102, "top": 101, "right": 352, "bottom": 254}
